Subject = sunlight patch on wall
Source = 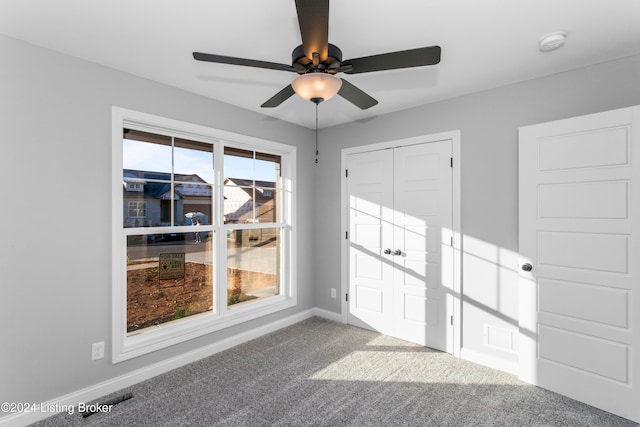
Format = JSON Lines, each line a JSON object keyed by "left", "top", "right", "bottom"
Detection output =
{"left": 463, "top": 235, "right": 519, "bottom": 319}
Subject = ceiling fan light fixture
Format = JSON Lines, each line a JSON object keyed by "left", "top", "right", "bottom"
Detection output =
{"left": 291, "top": 73, "right": 342, "bottom": 103}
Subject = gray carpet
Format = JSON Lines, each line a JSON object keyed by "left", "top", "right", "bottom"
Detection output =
{"left": 33, "top": 317, "right": 638, "bottom": 426}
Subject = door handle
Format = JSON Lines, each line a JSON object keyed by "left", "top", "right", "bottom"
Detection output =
{"left": 384, "top": 248, "right": 392, "bottom": 255}
{"left": 394, "top": 249, "right": 402, "bottom": 256}
{"left": 521, "top": 263, "right": 533, "bottom": 272}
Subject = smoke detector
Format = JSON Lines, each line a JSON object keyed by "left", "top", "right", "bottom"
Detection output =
{"left": 539, "top": 32, "right": 566, "bottom": 52}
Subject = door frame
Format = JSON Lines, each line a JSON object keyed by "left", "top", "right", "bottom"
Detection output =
{"left": 340, "top": 130, "right": 462, "bottom": 356}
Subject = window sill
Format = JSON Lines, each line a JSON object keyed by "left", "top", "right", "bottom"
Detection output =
{"left": 113, "top": 296, "right": 296, "bottom": 363}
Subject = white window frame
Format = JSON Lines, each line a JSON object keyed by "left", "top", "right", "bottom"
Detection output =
{"left": 112, "top": 107, "right": 297, "bottom": 363}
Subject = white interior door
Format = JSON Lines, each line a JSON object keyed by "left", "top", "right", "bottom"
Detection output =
{"left": 347, "top": 149, "right": 395, "bottom": 336}
{"left": 347, "top": 140, "right": 452, "bottom": 350}
{"left": 519, "top": 106, "right": 640, "bottom": 423}
{"left": 392, "top": 143, "right": 452, "bottom": 349}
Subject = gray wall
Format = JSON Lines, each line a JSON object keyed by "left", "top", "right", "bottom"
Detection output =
{"left": 314, "top": 54, "right": 640, "bottom": 366}
{"left": 0, "top": 35, "right": 314, "bottom": 404}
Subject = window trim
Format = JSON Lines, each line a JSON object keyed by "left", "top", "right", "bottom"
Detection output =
{"left": 112, "top": 107, "right": 297, "bottom": 363}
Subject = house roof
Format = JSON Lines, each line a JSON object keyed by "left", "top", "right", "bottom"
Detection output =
{"left": 123, "top": 169, "right": 211, "bottom": 199}
{"left": 224, "top": 178, "right": 276, "bottom": 203}
{"left": 123, "top": 171, "right": 279, "bottom": 201}
{"left": 224, "top": 178, "right": 276, "bottom": 189}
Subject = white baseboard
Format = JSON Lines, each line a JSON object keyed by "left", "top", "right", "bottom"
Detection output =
{"left": 0, "top": 309, "right": 318, "bottom": 427}
{"left": 460, "top": 347, "right": 520, "bottom": 376}
{"left": 312, "top": 307, "right": 343, "bottom": 323}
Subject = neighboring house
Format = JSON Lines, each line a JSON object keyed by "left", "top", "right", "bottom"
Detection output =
{"left": 122, "top": 172, "right": 276, "bottom": 227}
{"left": 223, "top": 178, "right": 277, "bottom": 224}
{"left": 123, "top": 169, "right": 212, "bottom": 227}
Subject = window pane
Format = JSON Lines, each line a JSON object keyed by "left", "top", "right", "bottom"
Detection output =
{"left": 224, "top": 185, "right": 254, "bottom": 223}
{"left": 255, "top": 156, "right": 281, "bottom": 183}
{"left": 224, "top": 147, "right": 282, "bottom": 184}
{"left": 123, "top": 130, "right": 172, "bottom": 227}
{"left": 126, "top": 232, "right": 214, "bottom": 333}
{"left": 123, "top": 177, "right": 174, "bottom": 227}
{"left": 174, "top": 138, "right": 214, "bottom": 184}
{"left": 256, "top": 188, "right": 279, "bottom": 223}
{"left": 227, "top": 228, "right": 280, "bottom": 307}
{"left": 223, "top": 147, "right": 281, "bottom": 224}
{"left": 224, "top": 147, "right": 254, "bottom": 183}
{"left": 123, "top": 136, "right": 172, "bottom": 175}
{"left": 177, "top": 182, "right": 214, "bottom": 226}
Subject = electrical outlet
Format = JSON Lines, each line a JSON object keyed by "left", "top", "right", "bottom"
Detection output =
{"left": 91, "top": 342, "right": 105, "bottom": 361}
{"left": 331, "top": 288, "right": 336, "bottom": 299}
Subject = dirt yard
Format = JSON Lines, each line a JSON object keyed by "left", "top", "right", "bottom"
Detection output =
{"left": 127, "top": 262, "right": 276, "bottom": 332}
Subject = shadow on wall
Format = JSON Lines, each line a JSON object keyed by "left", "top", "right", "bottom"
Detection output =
{"left": 347, "top": 187, "right": 525, "bottom": 352}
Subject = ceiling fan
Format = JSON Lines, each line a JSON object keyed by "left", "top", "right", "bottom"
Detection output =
{"left": 193, "top": 0, "right": 441, "bottom": 110}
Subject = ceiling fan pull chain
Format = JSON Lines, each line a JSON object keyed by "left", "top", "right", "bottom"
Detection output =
{"left": 315, "top": 102, "right": 319, "bottom": 164}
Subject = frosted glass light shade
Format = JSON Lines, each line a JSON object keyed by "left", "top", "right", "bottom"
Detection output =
{"left": 291, "top": 73, "right": 342, "bottom": 102}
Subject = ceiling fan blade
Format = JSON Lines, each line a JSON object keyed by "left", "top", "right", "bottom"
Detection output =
{"left": 327, "top": 64, "right": 353, "bottom": 74}
{"left": 193, "top": 52, "right": 296, "bottom": 72}
{"left": 261, "top": 85, "right": 296, "bottom": 108}
{"left": 343, "top": 46, "right": 441, "bottom": 74}
{"left": 295, "top": 0, "right": 329, "bottom": 61}
{"left": 337, "top": 78, "right": 378, "bottom": 110}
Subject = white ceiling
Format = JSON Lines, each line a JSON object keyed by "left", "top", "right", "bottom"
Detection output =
{"left": 2, "top": 1, "right": 640, "bottom": 129}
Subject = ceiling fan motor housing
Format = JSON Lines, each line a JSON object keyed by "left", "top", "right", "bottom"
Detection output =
{"left": 292, "top": 43, "right": 343, "bottom": 73}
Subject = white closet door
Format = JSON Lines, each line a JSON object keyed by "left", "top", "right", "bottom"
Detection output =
{"left": 347, "top": 149, "right": 395, "bottom": 336}
{"left": 393, "top": 141, "right": 452, "bottom": 350}
{"left": 519, "top": 105, "right": 640, "bottom": 423}
{"left": 347, "top": 140, "right": 453, "bottom": 350}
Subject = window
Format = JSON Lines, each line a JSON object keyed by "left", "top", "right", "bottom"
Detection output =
{"left": 126, "top": 182, "right": 144, "bottom": 192}
{"left": 112, "top": 108, "right": 296, "bottom": 362}
{"left": 128, "top": 201, "right": 147, "bottom": 218}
